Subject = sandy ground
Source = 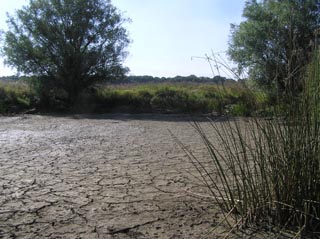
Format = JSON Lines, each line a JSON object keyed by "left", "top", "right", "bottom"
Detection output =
{"left": 0, "top": 114, "right": 256, "bottom": 239}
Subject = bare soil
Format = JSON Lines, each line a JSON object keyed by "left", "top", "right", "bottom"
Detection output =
{"left": 0, "top": 114, "right": 252, "bottom": 239}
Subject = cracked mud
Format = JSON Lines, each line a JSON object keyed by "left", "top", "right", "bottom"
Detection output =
{"left": 0, "top": 114, "right": 222, "bottom": 238}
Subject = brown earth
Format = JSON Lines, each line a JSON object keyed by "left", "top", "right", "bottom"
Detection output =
{"left": 0, "top": 114, "right": 262, "bottom": 239}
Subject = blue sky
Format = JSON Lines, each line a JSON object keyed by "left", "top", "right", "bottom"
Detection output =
{"left": 0, "top": 0, "right": 246, "bottom": 77}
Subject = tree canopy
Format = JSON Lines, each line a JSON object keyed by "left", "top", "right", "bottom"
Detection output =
{"left": 2, "top": 0, "right": 130, "bottom": 106}
{"left": 228, "top": 0, "right": 319, "bottom": 94}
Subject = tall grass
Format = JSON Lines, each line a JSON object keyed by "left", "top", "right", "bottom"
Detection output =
{"left": 0, "top": 80, "right": 35, "bottom": 113}
{"left": 96, "top": 82, "right": 266, "bottom": 115}
{"left": 179, "top": 50, "right": 320, "bottom": 237}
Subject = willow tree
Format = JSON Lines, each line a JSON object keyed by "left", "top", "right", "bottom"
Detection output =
{"left": 228, "top": 0, "right": 319, "bottom": 95}
{"left": 3, "top": 0, "right": 129, "bottom": 106}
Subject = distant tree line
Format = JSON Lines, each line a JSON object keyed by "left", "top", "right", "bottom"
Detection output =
{"left": 0, "top": 76, "right": 21, "bottom": 82}
{"left": 1, "top": 74, "right": 236, "bottom": 85}
{"left": 109, "top": 75, "right": 236, "bottom": 84}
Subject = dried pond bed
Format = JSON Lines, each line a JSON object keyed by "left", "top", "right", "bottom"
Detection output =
{"left": 0, "top": 114, "right": 228, "bottom": 239}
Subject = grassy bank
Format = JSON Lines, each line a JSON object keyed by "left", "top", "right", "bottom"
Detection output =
{"left": 94, "top": 82, "right": 268, "bottom": 115}
{"left": 0, "top": 79, "right": 268, "bottom": 116}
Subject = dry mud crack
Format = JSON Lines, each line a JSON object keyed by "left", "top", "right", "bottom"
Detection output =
{"left": 0, "top": 114, "right": 222, "bottom": 239}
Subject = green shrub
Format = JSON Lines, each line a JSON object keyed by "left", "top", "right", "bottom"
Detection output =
{"left": 228, "top": 103, "right": 249, "bottom": 116}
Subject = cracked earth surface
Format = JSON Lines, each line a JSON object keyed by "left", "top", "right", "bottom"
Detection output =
{"left": 0, "top": 114, "right": 223, "bottom": 239}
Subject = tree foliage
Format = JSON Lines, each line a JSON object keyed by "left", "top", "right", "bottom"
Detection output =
{"left": 228, "top": 0, "right": 319, "bottom": 94}
{"left": 2, "top": 0, "right": 129, "bottom": 106}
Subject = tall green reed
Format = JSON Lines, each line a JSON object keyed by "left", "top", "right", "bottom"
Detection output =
{"left": 179, "top": 50, "right": 320, "bottom": 237}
